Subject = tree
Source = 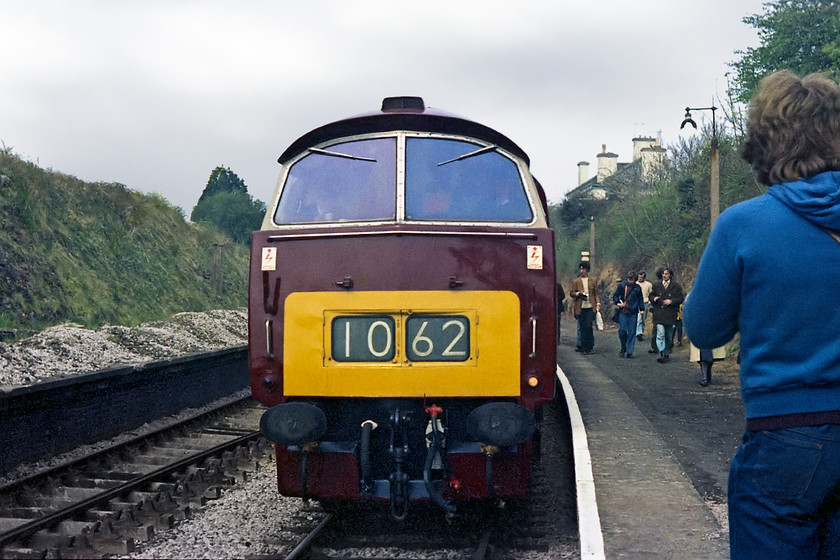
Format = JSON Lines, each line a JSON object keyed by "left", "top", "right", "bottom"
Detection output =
{"left": 190, "top": 166, "right": 266, "bottom": 244}
{"left": 190, "top": 191, "right": 266, "bottom": 245}
{"left": 729, "top": 1, "right": 840, "bottom": 102}
{"left": 194, "top": 165, "right": 248, "bottom": 207}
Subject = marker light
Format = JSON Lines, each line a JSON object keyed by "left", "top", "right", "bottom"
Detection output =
{"left": 467, "top": 403, "right": 536, "bottom": 447}
{"left": 260, "top": 403, "right": 327, "bottom": 447}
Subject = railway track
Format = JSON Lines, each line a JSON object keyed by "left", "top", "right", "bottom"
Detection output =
{"left": 0, "top": 348, "right": 577, "bottom": 558}
{"left": 279, "top": 393, "right": 577, "bottom": 560}
{"left": 282, "top": 502, "right": 493, "bottom": 560}
{"left": 0, "top": 397, "right": 268, "bottom": 559}
{"left": 280, "top": 487, "right": 553, "bottom": 559}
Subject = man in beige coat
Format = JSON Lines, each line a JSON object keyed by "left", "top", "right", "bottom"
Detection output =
{"left": 569, "top": 261, "right": 600, "bottom": 354}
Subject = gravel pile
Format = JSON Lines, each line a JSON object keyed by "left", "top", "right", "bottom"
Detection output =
{"left": 0, "top": 309, "right": 248, "bottom": 388}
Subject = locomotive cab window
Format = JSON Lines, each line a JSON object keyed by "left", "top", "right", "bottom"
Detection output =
{"left": 405, "top": 138, "right": 533, "bottom": 223}
{"left": 274, "top": 137, "right": 397, "bottom": 224}
{"left": 272, "top": 134, "right": 535, "bottom": 226}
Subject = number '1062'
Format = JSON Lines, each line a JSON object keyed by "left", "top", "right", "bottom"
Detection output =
{"left": 331, "top": 315, "right": 470, "bottom": 363}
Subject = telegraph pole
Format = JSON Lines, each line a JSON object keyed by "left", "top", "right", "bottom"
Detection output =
{"left": 709, "top": 132, "right": 719, "bottom": 229}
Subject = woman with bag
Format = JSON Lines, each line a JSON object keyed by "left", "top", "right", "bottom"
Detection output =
{"left": 689, "top": 343, "right": 725, "bottom": 387}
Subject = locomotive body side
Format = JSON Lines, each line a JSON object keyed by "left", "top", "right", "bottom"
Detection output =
{"left": 249, "top": 98, "right": 557, "bottom": 516}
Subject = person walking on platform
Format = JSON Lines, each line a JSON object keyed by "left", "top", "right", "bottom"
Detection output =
{"left": 613, "top": 270, "right": 643, "bottom": 358}
{"left": 572, "top": 269, "right": 583, "bottom": 352}
{"left": 684, "top": 70, "right": 840, "bottom": 560}
{"left": 690, "top": 343, "right": 725, "bottom": 387}
{"left": 674, "top": 302, "right": 684, "bottom": 347}
{"left": 635, "top": 271, "right": 653, "bottom": 341}
{"left": 647, "top": 267, "right": 663, "bottom": 354}
{"left": 649, "top": 267, "right": 683, "bottom": 363}
{"left": 570, "top": 261, "right": 600, "bottom": 355}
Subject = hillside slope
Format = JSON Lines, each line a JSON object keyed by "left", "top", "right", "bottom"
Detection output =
{"left": 0, "top": 149, "right": 250, "bottom": 332}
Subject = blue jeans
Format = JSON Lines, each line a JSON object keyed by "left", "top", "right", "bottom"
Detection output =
{"left": 636, "top": 303, "right": 650, "bottom": 336}
{"left": 618, "top": 312, "right": 638, "bottom": 355}
{"left": 729, "top": 425, "right": 840, "bottom": 559}
{"left": 656, "top": 323, "right": 675, "bottom": 356}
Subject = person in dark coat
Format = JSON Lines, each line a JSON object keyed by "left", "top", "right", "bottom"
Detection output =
{"left": 570, "top": 261, "right": 600, "bottom": 355}
{"left": 649, "top": 267, "right": 683, "bottom": 363}
{"left": 612, "top": 270, "right": 644, "bottom": 358}
{"left": 635, "top": 271, "right": 653, "bottom": 341}
{"left": 647, "top": 267, "right": 664, "bottom": 354}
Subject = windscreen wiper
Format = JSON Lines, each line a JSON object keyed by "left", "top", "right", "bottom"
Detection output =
{"left": 437, "top": 145, "right": 498, "bottom": 166}
{"left": 309, "top": 147, "right": 376, "bottom": 162}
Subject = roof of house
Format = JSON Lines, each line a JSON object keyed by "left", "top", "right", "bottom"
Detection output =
{"left": 565, "top": 159, "right": 642, "bottom": 200}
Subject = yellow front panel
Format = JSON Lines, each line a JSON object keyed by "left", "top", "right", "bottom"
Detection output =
{"left": 284, "top": 291, "right": 521, "bottom": 397}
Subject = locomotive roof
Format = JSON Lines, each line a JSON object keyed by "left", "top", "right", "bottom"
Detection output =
{"left": 278, "top": 97, "right": 531, "bottom": 165}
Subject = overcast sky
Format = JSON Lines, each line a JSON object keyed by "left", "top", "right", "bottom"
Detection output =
{"left": 2, "top": 0, "right": 765, "bottom": 213}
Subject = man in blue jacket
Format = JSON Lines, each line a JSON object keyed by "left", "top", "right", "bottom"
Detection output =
{"left": 612, "top": 270, "right": 643, "bottom": 358}
{"left": 684, "top": 70, "right": 840, "bottom": 560}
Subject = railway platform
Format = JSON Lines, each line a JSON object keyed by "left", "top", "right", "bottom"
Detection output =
{"left": 559, "top": 328, "right": 734, "bottom": 559}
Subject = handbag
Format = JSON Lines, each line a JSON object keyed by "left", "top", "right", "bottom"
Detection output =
{"left": 612, "top": 308, "right": 621, "bottom": 323}
{"left": 595, "top": 311, "right": 604, "bottom": 331}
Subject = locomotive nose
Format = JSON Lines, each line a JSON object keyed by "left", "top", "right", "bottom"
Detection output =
{"left": 260, "top": 402, "right": 327, "bottom": 446}
{"left": 466, "top": 402, "right": 536, "bottom": 448}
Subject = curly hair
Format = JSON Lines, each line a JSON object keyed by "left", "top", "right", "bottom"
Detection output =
{"left": 740, "top": 70, "right": 840, "bottom": 185}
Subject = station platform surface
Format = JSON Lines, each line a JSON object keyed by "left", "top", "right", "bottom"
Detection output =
{"left": 559, "top": 338, "right": 731, "bottom": 559}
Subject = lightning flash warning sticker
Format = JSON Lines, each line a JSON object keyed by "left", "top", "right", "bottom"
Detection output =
{"left": 261, "top": 247, "right": 277, "bottom": 271}
{"left": 527, "top": 245, "right": 543, "bottom": 270}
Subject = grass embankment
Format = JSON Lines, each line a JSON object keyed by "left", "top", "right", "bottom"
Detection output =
{"left": 0, "top": 149, "right": 250, "bottom": 332}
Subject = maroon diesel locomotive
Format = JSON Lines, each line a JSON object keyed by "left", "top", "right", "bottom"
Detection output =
{"left": 249, "top": 96, "right": 557, "bottom": 518}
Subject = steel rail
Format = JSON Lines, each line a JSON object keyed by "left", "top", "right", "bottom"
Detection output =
{"left": 0, "top": 429, "right": 260, "bottom": 549}
{"left": 283, "top": 512, "right": 334, "bottom": 560}
{"left": 0, "top": 393, "right": 254, "bottom": 495}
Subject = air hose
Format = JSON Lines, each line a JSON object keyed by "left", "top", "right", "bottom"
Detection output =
{"left": 360, "top": 420, "right": 377, "bottom": 495}
{"left": 423, "top": 414, "right": 456, "bottom": 516}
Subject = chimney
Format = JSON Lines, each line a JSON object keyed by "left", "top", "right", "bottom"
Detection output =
{"left": 596, "top": 145, "right": 618, "bottom": 182}
{"left": 577, "top": 161, "right": 590, "bottom": 186}
{"left": 641, "top": 145, "right": 667, "bottom": 181}
{"left": 632, "top": 137, "right": 657, "bottom": 161}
